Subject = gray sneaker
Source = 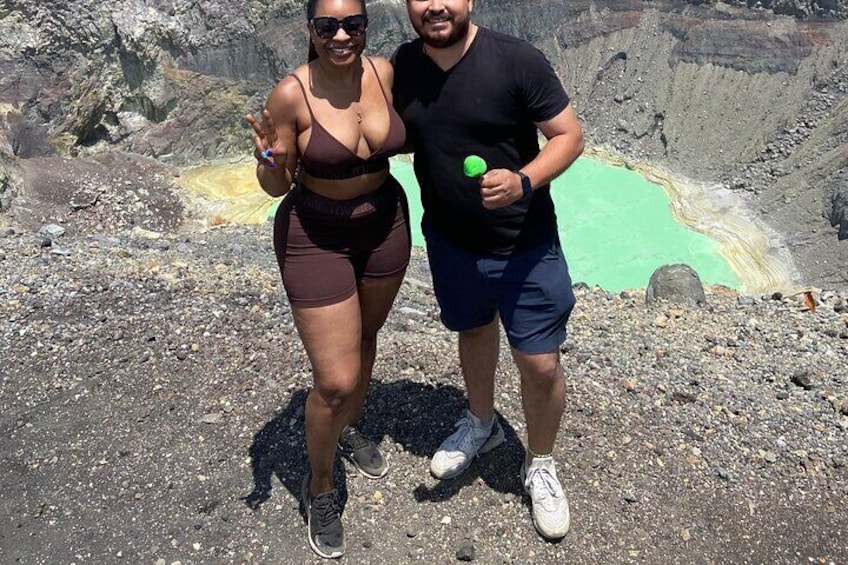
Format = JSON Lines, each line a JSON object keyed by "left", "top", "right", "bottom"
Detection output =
{"left": 429, "top": 410, "right": 505, "bottom": 479}
{"left": 521, "top": 458, "right": 570, "bottom": 540}
{"left": 338, "top": 426, "right": 388, "bottom": 479}
{"left": 301, "top": 475, "right": 345, "bottom": 559}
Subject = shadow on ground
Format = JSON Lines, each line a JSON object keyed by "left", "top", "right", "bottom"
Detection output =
{"left": 243, "top": 378, "right": 527, "bottom": 514}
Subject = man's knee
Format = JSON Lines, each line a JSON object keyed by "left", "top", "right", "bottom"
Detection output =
{"left": 517, "top": 353, "right": 562, "bottom": 385}
{"left": 459, "top": 316, "right": 499, "bottom": 338}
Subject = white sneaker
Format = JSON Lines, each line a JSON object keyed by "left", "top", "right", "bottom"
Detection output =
{"left": 429, "top": 410, "right": 505, "bottom": 479}
{"left": 521, "top": 457, "right": 570, "bottom": 540}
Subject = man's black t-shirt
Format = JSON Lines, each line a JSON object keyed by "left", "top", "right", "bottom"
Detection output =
{"left": 392, "top": 27, "right": 570, "bottom": 254}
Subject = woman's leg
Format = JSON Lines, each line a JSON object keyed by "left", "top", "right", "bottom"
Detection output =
{"left": 293, "top": 294, "right": 363, "bottom": 495}
{"left": 345, "top": 271, "right": 407, "bottom": 427}
{"left": 346, "top": 182, "right": 410, "bottom": 426}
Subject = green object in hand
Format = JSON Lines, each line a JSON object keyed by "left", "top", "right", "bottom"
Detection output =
{"left": 463, "top": 155, "right": 487, "bottom": 178}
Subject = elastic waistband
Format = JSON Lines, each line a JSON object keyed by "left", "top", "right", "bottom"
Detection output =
{"left": 292, "top": 176, "right": 402, "bottom": 219}
{"left": 301, "top": 158, "right": 389, "bottom": 180}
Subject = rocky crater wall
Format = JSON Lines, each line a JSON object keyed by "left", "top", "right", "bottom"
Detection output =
{"left": 526, "top": 3, "right": 848, "bottom": 278}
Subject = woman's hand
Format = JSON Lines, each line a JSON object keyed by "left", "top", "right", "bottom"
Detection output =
{"left": 246, "top": 109, "right": 288, "bottom": 170}
{"left": 246, "top": 106, "right": 294, "bottom": 197}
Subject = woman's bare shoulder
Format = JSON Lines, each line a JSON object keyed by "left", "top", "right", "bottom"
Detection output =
{"left": 367, "top": 56, "right": 395, "bottom": 83}
{"left": 265, "top": 67, "right": 311, "bottom": 122}
{"left": 368, "top": 56, "right": 393, "bottom": 74}
{"left": 267, "top": 66, "right": 311, "bottom": 110}
{"left": 271, "top": 66, "right": 309, "bottom": 98}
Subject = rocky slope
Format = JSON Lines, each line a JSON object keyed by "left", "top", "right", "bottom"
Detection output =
{"left": 542, "top": 2, "right": 848, "bottom": 287}
{"left": 1, "top": 164, "right": 848, "bottom": 563}
{"left": 4, "top": 3, "right": 848, "bottom": 564}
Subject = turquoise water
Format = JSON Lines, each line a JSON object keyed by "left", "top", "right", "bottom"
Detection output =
{"left": 390, "top": 157, "right": 740, "bottom": 292}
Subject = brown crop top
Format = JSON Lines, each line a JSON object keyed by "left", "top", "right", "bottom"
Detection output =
{"left": 292, "top": 58, "right": 407, "bottom": 180}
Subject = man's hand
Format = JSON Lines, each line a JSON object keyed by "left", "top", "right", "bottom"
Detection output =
{"left": 480, "top": 169, "right": 525, "bottom": 210}
{"left": 246, "top": 109, "right": 288, "bottom": 170}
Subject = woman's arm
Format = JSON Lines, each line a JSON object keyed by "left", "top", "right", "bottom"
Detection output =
{"left": 247, "top": 76, "right": 302, "bottom": 197}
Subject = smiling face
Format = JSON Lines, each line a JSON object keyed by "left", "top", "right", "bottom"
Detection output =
{"left": 309, "top": 0, "right": 368, "bottom": 66}
{"left": 406, "top": 0, "right": 472, "bottom": 49}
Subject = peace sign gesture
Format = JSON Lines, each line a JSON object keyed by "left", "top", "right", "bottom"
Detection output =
{"left": 246, "top": 109, "right": 288, "bottom": 170}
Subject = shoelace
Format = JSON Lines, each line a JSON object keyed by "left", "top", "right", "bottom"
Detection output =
{"left": 312, "top": 492, "right": 341, "bottom": 528}
{"left": 449, "top": 417, "right": 475, "bottom": 449}
{"left": 342, "top": 428, "right": 370, "bottom": 451}
{"left": 448, "top": 416, "right": 489, "bottom": 452}
{"left": 526, "top": 466, "right": 561, "bottom": 509}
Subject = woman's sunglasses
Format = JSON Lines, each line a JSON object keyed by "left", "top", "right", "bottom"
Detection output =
{"left": 310, "top": 14, "right": 368, "bottom": 39}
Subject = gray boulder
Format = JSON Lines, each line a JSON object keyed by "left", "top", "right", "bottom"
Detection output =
{"left": 828, "top": 183, "right": 848, "bottom": 241}
{"left": 645, "top": 264, "right": 707, "bottom": 305}
{"left": 0, "top": 118, "right": 22, "bottom": 213}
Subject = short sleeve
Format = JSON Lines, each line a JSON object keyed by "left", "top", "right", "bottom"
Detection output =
{"left": 390, "top": 41, "right": 416, "bottom": 113}
{"left": 515, "top": 44, "right": 570, "bottom": 123}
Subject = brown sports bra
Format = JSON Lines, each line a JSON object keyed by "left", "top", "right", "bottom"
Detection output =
{"left": 292, "top": 57, "right": 406, "bottom": 180}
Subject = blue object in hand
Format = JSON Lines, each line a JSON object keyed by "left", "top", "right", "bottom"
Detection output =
{"left": 261, "top": 149, "right": 276, "bottom": 168}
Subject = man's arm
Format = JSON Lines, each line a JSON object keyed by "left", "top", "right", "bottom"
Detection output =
{"left": 390, "top": 57, "right": 414, "bottom": 155}
{"left": 479, "top": 103, "right": 583, "bottom": 210}
{"left": 378, "top": 54, "right": 415, "bottom": 154}
{"left": 522, "top": 103, "right": 584, "bottom": 189}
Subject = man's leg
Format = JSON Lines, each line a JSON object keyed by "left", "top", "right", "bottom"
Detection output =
{"left": 512, "top": 348, "right": 570, "bottom": 540}
{"left": 422, "top": 221, "right": 506, "bottom": 479}
{"left": 429, "top": 317, "right": 506, "bottom": 479}
{"left": 458, "top": 315, "right": 500, "bottom": 422}
{"left": 512, "top": 350, "right": 565, "bottom": 458}
{"left": 496, "top": 236, "right": 573, "bottom": 541}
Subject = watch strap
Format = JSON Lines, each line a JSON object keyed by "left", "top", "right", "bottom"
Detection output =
{"left": 516, "top": 171, "right": 532, "bottom": 198}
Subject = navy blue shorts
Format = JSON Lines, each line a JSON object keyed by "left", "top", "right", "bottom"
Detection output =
{"left": 423, "top": 219, "right": 576, "bottom": 354}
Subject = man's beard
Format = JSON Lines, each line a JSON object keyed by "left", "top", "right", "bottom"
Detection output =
{"left": 416, "top": 16, "right": 470, "bottom": 49}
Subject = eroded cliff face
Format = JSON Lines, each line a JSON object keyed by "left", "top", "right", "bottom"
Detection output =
{"left": 532, "top": 2, "right": 848, "bottom": 285}
{"left": 0, "top": 0, "right": 308, "bottom": 161}
{"left": 1, "top": 0, "right": 847, "bottom": 285}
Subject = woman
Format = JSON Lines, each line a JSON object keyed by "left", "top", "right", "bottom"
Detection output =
{"left": 246, "top": 0, "right": 409, "bottom": 558}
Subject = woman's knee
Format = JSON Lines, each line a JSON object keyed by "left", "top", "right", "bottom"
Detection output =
{"left": 312, "top": 377, "right": 360, "bottom": 411}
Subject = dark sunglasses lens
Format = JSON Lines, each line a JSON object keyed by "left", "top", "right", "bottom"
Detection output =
{"left": 312, "top": 17, "right": 339, "bottom": 39}
{"left": 342, "top": 15, "right": 367, "bottom": 36}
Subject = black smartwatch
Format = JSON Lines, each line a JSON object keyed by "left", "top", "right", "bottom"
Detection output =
{"left": 516, "top": 171, "right": 533, "bottom": 199}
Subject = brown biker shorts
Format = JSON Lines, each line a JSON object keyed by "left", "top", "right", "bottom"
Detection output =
{"left": 273, "top": 175, "right": 411, "bottom": 308}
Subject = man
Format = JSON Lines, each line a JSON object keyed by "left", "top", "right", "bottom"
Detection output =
{"left": 392, "top": 0, "right": 584, "bottom": 540}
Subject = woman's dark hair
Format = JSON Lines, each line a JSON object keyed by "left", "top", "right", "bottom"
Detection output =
{"left": 306, "top": 0, "right": 368, "bottom": 62}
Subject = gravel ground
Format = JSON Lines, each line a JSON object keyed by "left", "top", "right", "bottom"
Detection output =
{"left": 2, "top": 170, "right": 848, "bottom": 564}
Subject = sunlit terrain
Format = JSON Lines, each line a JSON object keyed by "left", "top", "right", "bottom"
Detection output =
{"left": 176, "top": 156, "right": 796, "bottom": 293}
